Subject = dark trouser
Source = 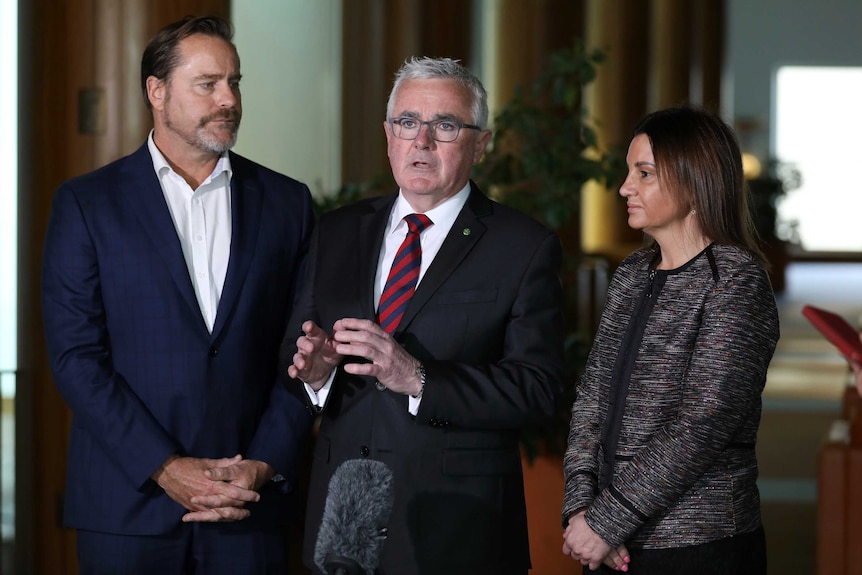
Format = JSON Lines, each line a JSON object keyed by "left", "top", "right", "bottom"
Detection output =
{"left": 77, "top": 522, "right": 289, "bottom": 575}
{"left": 588, "top": 527, "right": 766, "bottom": 575}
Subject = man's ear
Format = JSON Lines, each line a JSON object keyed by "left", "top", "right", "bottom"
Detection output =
{"left": 146, "top": 76, "right": 165, "bottom": 111}
{"left": 473, "top": 129, "right": 493, "bottom": 164}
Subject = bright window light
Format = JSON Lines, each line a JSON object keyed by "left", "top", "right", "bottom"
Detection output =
{"left": 774, "top": 66, "right": 862, "bottom": 252}
{"left": 0, "top": 0, "right": 16, "bottom": 545}
{"left": 0, "top": 0, "right": 17, "bottom": 380}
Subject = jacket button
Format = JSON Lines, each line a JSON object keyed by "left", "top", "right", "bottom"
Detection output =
{"left": 360, "top": 446, "right": 370, "bottom": 457}
{"left": 429, "top": 418, "right": 438, "bottom": 427}
{"left": 208, "top": 347, "right": 219, "bottom": 357}
{"left": 375, "top": 381, "right": 386, "bottom": 391}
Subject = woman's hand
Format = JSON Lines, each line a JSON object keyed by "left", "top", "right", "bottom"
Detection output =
{"left": 562, "top": 511, "right": 627, "bottom": 571}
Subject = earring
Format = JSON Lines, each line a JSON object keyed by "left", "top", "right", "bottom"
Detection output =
{"left": 690, "top": 208, "right": 696, "bottom": 215}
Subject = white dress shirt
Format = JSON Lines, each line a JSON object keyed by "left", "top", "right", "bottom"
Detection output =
{"left": 306, "top": 184, "right": 471, "bottom": 413}
{"left": 147, "top": 132, "right": 232, "bottom": 333}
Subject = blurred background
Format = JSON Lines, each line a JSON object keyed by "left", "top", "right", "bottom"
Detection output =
{"left": 4, "top": 0, "right": 862, "bottom": 573}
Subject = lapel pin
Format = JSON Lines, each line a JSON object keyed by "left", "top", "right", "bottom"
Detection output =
{"left": 462, "top": 228, "right": 471, "bottom": 236}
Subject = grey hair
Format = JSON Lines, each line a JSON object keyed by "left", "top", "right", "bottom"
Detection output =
{"left": 386, "top": 57, "right": 489, "bottom": 129}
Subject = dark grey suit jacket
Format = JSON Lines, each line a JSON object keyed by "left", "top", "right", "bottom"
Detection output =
{"left": 280, "top": 183, "right": 565, "bottom": 575}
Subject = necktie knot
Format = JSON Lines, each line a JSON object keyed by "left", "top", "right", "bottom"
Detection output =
{"left": 404, "top": 213, "right": 433, "bottom": 234}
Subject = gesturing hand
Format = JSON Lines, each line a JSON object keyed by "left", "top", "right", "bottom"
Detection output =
{"left": 287, "top": 320, "right": 342, "bottom": 389}
{"left": 330, "top": 317, "right": 422, "bottom": 396}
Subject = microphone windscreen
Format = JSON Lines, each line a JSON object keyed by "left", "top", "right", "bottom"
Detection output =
{"left": 314, "top": 459, "right": 395, "bottom": 575}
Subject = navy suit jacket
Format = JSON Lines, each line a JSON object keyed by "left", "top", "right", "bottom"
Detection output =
{"left": 42, "top": 143, "right": 314, "bottom": 535}
{"left": 280, "top": 185, "right": 565, "bottom": 575}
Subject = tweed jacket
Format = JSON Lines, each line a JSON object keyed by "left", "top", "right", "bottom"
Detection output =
{"left": 562, "top": 243, "right": 780, "bottom": 549}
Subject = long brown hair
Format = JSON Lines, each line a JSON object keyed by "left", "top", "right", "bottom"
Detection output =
{"left": 633, "top": 106, "right": 766, "bottom": 263}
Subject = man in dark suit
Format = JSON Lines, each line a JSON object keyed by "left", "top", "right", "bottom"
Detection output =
{"left": 280, "top": 57, "right": 564, "bottom": 575}
{"left": 41, "top": 16, "right": 313, "bottom": 574}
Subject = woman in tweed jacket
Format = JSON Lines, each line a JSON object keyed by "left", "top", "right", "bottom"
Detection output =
{"left": 562, "top": 107, "right": 780, "bottom": 574}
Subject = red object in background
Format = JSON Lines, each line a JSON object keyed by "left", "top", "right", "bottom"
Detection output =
{"left": 802, "top": 304, "right": 862, "bottom": 363}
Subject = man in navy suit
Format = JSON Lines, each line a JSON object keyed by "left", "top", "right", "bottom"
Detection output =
{"left": 41, "top": 16, "right": 313, "bottom": 574}
{"left": 280, "top": 57, "right": 565, "bottom": 575}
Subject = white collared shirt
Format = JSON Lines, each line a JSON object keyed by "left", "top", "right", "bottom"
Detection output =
{"left": 147, "top": 132, "right": 232, "bottom": 333}
{"left": 373, "top": 184, "right": 470, "bottom": 309}
{"left": 307, "top": 183, "right": 472, "bottom": 413}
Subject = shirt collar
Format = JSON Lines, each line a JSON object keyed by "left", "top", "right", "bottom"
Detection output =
{"left": 388, "top": 182, "right": 471, "bottom": 236}
{"left": 147, "top": 130, "right": 233, "bottom": 185}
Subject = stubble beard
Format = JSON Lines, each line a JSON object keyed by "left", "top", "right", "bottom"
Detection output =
{"left": 196, "top": 110, "right": 241, "bottom": 153}
{"left": 164, "top": 107, "right": 241, "bottom": 155}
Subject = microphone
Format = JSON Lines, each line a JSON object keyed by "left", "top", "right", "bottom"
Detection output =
{"left": 314, "top": 459, "right": 395, "bottom": 575}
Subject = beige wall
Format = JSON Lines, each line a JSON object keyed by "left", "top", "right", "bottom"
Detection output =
{"left": 232, "top": 0, "right": 342, "bottom": 198}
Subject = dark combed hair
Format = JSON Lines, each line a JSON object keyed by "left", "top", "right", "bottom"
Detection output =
{"left": 633, "top": 105, "right": 765, "bottom": 263}
{"left": 140, "top": 15, "right": 237, "bottom": 111}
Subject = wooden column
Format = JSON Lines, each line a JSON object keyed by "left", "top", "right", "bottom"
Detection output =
{"left": 582, "top": 0, "right": 649, "bottom": 261}
{"left": 341, "top": 0, "right": 389, "bottom": 187}
{"left": 648, "top": 0, "right": 694, "bottom": 110}
{"left": 494, "top": 0, "right": 584, "bottom": 108}
{"left": 690, "top": 0, "right": 724, "bottom": 111}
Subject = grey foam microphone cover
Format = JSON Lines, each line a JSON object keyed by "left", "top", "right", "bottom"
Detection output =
{"left": 314, "top": 459, "right": 395, "bottom": 575}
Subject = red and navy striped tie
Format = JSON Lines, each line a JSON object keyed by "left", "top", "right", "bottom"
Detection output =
{"left": 377, "top": 213, "right": 433, "bottom": 334}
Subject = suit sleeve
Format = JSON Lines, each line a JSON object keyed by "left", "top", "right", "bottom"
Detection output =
{"left": 41, "top": 185, "right": 180, "bottom": 489}
{"left": 277, "top": 224, "right": 325, "bottom": 411}
{"left": 245, "top": 189, "right": 316, "bottom": 480}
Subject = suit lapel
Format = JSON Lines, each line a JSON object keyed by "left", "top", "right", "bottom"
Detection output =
{"left": 212, "top": 154, "right": 262, "bottom": 341}
{"left": 395, "top": 183, "right": 491, "bottom": 335}
{"left": 120, "top": 145, "right": 204, "bottom": 329}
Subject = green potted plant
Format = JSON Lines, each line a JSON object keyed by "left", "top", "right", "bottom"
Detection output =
{"left": 472, "top": 41, "right": 620, "bottom": 462}
{"left": 470, "top": 41, "right": 620, "bottom": 575}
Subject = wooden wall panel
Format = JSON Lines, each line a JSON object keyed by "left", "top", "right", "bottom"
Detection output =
{"left": 342, "top": 0, "right": 477, "bottom": 188}
{"left": 416, "top": 0, "right": 474, "bottom": 65}
{"left": 341, "top": 0, "right": 389, "bottom": 187}
{"left": 649, "top": 0, "right": 695, "bottom": 110}
{"left": 496, "top": 0, "right": 585, "bottom": 107}
{"left": 18, "top": 0, "right": 82, "bottom": 570}
{"left": 149, "top": 0, "right": 231, "bottom": 30}
{"left": 693, "top": 0, "right": 725, "bottom": 111}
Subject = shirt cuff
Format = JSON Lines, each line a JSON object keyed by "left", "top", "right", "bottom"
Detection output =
{"left": 303, "top": 369, "right": 337, "bottom": 408}
{"left": 408, "top": 394, "right": 422, "bottom": 415}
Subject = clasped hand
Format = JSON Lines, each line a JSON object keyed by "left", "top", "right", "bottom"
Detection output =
{"left": 562, "top": 510, "right": 630, "bottom": 572}
{"left": 288, "top": 318, "right": 420, "bottom": 395}
{"left": 154, "top": 454, "right": 274, "bottom": 523}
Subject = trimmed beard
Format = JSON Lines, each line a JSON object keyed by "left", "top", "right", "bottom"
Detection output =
{"left": 196, "top": 110, "right": 240, "bottom": 153}
{"left": 164, "top": 106, "right": 241, "bottom": 155}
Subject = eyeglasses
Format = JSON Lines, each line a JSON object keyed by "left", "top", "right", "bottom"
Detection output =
{"left": 387, "top": 116, "right": 482, "bottom": 143}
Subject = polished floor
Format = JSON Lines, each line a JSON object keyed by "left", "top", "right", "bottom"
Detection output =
{"left": 758, "top": 261, "right": 862, "bottom": 575}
